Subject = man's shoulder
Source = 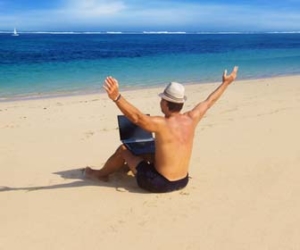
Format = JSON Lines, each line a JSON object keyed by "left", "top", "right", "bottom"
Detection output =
{"left": 184, "top": 102, "right": 209, "bottom": 122}
{"left": 149, "top": 115, "right": 168, "bottom": 124}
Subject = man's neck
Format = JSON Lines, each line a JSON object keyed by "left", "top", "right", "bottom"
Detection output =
{"left": 165, "top": 112, "right": 181, "bottom": 118}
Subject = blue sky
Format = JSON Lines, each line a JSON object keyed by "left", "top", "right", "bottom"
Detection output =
{"left": 0, "top": 0, "right": 300, "bottom": 32}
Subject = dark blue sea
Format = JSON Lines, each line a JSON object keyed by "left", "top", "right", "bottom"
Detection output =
{"left": 1, "top": 32, "right": 300, "bottom": 101}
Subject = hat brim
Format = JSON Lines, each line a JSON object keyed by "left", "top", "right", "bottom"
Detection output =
{"left": 158, "top": 93, "right": 187, "bottom": 104}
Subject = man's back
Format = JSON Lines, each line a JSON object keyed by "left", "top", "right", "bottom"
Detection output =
{"left": 154, "top": 113, "right": 196, "bottom": 181}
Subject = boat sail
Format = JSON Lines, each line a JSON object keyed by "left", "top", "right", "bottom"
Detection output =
{"left": 12, "top": 28, "right": 19, "bottom": 36}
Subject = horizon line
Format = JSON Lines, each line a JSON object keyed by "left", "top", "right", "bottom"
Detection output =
{"left": 1, "top": 30, "right": 300, "bottom": 35}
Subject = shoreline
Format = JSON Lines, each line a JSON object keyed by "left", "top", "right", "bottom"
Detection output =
{"left": 1, "top": 73, "right": 300, "bottom": 103}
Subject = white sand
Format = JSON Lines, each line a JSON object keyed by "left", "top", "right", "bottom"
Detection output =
{"left": 1, "top": 76, "right": 300, "bottom": 249}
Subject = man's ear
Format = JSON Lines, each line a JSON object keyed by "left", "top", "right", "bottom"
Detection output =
{"left": 165, "top": 101, "right": 170, "bottom": 111}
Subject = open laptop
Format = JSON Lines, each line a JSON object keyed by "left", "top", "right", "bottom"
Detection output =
{"left": 117, "top": 115, "right": 155, "bottom": 155}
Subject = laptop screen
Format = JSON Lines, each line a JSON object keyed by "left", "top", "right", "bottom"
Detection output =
{"left": 117, "top": 115, "right": 153, "bottom": 141}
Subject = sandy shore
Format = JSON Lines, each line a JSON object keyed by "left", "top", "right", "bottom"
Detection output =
{"left": 1, "top": 75, "right": 300, "bottom": 249}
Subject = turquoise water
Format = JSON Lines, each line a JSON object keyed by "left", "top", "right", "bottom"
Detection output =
{"left": 1, "top": 33, "right": 300, "bottom": 101}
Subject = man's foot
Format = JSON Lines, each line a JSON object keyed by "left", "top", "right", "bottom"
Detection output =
{"left": 83, "top": 167, "right": 109, "bottom": 182}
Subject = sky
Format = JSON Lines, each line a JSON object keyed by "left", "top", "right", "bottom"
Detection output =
{"left": 0, "top": 0, "right": 300, "bottom": 32}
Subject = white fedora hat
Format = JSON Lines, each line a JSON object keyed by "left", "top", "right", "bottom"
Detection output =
{"left": 159, "top": 82, "right": 187, "bottom": 103}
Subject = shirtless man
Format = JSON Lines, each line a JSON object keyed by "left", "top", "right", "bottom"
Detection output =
{"left": 85, "top": 66, "right": 238, "bottom": 193}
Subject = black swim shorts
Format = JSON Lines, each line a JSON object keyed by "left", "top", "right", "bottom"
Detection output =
{"left": 136, "top": 161, "right": 189, "bottom": 193}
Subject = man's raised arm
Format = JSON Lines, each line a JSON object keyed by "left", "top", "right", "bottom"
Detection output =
{"left": 188, "top": 66, "right": 239, "bottom": 122}
{"left": 103, "top": 76, "right": 160, "bottom": 132}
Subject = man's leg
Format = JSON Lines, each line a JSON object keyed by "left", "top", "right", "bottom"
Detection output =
{"left": 84, "top": 144, "right": 129, "bottom": 180}
{"left": 121, "top": 149, "right": 144, "bottom": 175}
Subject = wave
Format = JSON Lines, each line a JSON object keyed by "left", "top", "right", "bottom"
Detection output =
{"left": 106, "top": 31, "right": 123, "bottom": 34}
{"left": 266, "top": 31, "right": 300, "bottom": 34}
{"left": 143, "top": 31, "right": 186, "bottom": 34}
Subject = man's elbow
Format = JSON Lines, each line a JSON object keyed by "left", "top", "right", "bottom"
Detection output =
{"left": 130, "top": 113, "right": 145, "bottom": 125}
{"left": 128, "top": 114, "right": 139, "bottom": 124}
{"left": 200, "top": 100, "right": 212, "bottom": 111}
{"left": 205, "top": 98, "right": 217, "bottom": 110}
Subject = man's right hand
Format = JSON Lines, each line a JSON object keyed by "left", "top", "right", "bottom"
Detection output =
{"left": 103, "top": 76, "right": 120, "bottom": 101}
{"left": 223, "top": 66, "right": 239, "bottom": 85}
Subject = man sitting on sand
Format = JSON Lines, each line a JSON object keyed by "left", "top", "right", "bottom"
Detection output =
{"left": 85, "top": 66, "right": 238, "bottom": 193}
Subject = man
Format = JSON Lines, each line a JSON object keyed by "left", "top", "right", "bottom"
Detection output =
{"left": 85, "top": 66, "right": 238, "bottom": 193}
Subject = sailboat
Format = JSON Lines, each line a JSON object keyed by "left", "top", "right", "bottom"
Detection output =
{"left": 12, "top": 28, "right": 19, "bottom": 36}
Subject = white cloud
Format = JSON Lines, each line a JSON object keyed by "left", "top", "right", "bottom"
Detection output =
{"left": 119, "top": 4, "right": 242, "bottom": 28}
{"left": 0, "top": 0, "right": 127, "bottom": 30}
{"left": 0, "top": 0, "right": 299, "bottom": 31}
{"left": 61, "top": 0, "right": 126, "bottom": 18}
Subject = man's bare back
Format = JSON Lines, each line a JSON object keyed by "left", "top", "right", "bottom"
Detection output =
{"left": 153, "top": 113, "right": 196, "bottom": 180}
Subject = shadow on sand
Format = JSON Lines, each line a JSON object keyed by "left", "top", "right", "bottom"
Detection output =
{"left": 0, "top": 168, "right": 146, "bottom": 194}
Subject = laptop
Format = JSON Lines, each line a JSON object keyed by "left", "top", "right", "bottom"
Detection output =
{"left": 117, "top": 115, "right": 155, "bottom": 155}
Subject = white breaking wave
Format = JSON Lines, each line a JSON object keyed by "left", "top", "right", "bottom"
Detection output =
{"left": 143, "top": 31, "right": 186, "bottom": 34}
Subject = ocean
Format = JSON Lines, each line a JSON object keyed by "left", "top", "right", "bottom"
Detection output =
{"left": 1, "top": 32, "right": 300, "bottom": 101}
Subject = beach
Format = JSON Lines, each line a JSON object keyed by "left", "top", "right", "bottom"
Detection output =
{"left": 1, "top": 75, "right": 300, "bottom": 249}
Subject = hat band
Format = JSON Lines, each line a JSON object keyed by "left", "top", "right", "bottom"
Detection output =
{"left": 163, "top": 90, "right": 184, "bottom": 102}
